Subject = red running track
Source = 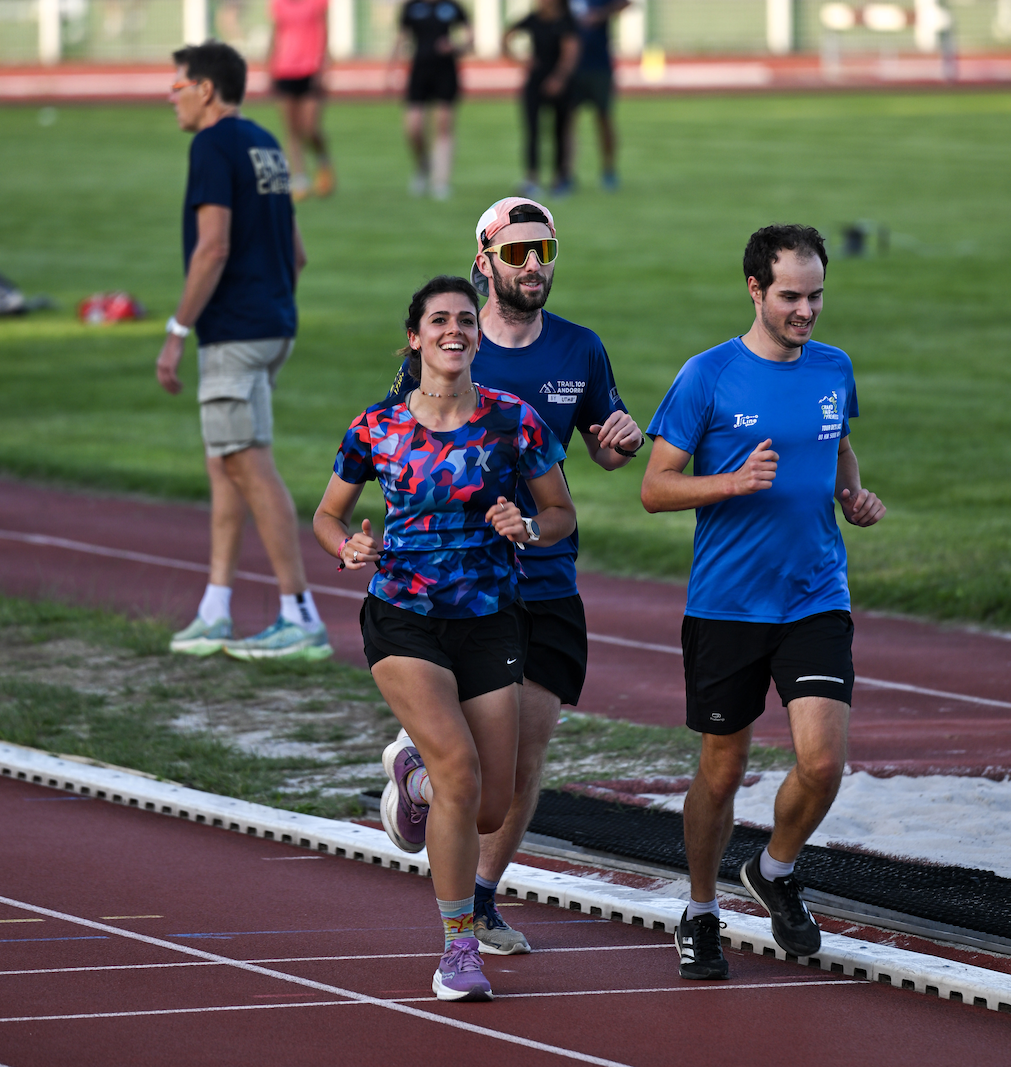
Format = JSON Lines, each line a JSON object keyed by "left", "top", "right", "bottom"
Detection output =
{"left": 1, "top": 479, "right": 1010, "bottom": 766}
{"left": 1, "top": 774, "right": 1008, "bottom": 1067}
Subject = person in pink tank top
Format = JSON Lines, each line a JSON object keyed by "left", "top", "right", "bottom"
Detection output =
{"left": 268, "top": 0, "right": 335, "bottom": 200}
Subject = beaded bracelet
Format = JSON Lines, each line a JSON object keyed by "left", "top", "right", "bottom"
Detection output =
{"left": 337, "top": 536, "right": 351, "bottom": 571}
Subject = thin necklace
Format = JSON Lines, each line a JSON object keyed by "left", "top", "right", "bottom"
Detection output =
{"left": 419, "top": 383, "right": 477, "bottom": 399}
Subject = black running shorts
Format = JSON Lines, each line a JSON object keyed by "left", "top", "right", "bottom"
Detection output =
{"left": 681, "top": 610, "right": 855, "bottom": 735}
{"left": 407, "top": 58, "right": 459, "bottom": 103}
{"left": 522, "top": 595, "right": 588, "bottom": 707}
{"left": 273, "top": 74, "right": 322, "bottom": 98}
{"left": 361, "top": 594, "right": 527, "bottom": 703}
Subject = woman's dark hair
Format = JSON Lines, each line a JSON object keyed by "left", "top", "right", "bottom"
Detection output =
{"left": 743, "top": 224, "right": 828, "bottom": 294}
{"left": 172, "top": 40, "right": 247, "bottom": 105}
{"left": 400, "top": 275, "right": 481, "bottom": 381}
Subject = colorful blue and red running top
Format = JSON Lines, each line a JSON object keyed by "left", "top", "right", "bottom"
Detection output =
{"left": 334, "top": 385, "right": 566, "bottom": 618}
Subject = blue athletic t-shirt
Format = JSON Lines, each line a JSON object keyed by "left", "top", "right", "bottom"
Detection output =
{"left": 389, "top": 310, "right": 628, "bottom": 601}
{"left": 647, "top": 337, "right": 859, "bottom": 624}
{"left": 335, "top": 386, "right": 565, "bottom": 618}
{"left": 183, "top": 116, "right": 297, "bottom": 346}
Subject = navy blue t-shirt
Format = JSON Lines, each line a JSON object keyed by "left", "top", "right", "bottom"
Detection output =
{"left": 183, "top": 116, "right": 297, "bottom": 346}
{"left": 570, "top": 0, "right": 613, "bottom": 71}
{"left": 647, "top": 337, "right": 859, "bottom": 624}
{"left": 389, "top": 310, "right": 628, "bottom": 601}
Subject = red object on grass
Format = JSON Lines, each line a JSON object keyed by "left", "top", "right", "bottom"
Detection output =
{"left": 77, "top": 291, "right": 146, "bottom": 324}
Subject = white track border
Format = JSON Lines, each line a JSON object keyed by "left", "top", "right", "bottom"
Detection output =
{"left": 2, "top": 742, "right": 1009, "bottom": 1014}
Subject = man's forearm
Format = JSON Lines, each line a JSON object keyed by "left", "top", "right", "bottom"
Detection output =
{"left": 834, "top": 441, "right": 861, "bottom": 500}
{"left": 174, "top": 244, "right": 228, "bottom": 327}
{"left": 641, "top": 469, "right": 736, "bottom": 513}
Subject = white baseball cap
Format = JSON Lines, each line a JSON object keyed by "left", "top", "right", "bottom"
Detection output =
{"left": 470, "top": 197, "right": 556, "bottom": 297}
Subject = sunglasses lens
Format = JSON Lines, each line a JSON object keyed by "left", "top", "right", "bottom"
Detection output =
{"left": 498, "top": 239, "right": 558, "bottom": 266}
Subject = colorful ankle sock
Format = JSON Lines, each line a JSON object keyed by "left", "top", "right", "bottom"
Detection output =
{"left": 436, "top": 896, "right": 475, "bottom": 949}
{"left": 474, "top": 875, "right": 498, "bottom": 910}
{"left": 405, "top": 767, "right": 430, "bottom": 806}
{"left": 760, "top": 847, "right": 795, "bottom": 881}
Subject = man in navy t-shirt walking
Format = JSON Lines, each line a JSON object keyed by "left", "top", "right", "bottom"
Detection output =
{"left": 388, "top": 197, "right": 643, "bottom": 954}
{"left": 156, "top": 40, "right": 330, "bottom": 662}
{"left": 642, "top": 225, "right": 885, "bottom": 980}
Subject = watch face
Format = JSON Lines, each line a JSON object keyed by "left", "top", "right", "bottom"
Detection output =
{"left": 528, "top": 518, "right": 540, "bottom": 540}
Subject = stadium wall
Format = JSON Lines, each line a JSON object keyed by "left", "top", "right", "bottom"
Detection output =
{"left": 3, "top": 0, "right": 1011, "bottom": 67}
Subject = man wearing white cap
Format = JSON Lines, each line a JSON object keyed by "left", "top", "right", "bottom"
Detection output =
{"left": 385, "top": 197, "right": 642, "bottom": 953}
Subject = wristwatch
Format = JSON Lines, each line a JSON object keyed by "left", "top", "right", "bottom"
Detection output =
{"left": 165, "top": 315, "right": 191, "bottom": 338}
{"left": 614, "top": 435, "right": 645, "bottom": 458}
{"left": 521, "top": 517, "right": 541, "bottom": 542}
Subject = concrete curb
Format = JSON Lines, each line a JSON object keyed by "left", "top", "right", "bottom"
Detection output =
{"left": 3, "top": 742, "right": 1008, "bottom": 1013}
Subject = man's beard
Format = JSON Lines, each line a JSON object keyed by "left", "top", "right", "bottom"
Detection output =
{"left": 761, "top": 303, "right": 806, "bottom": 350}
{"left": 490, "top": 258, "right": 553, "bottom": 322}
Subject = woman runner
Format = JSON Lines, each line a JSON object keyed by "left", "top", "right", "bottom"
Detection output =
{"left": 313, "top": 276, "right": 575, "bottom": 1001}
{"left": 268, "top": 0, "right": 335, "bottom": 200}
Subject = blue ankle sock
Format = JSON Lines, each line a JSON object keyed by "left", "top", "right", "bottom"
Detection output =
{"left": 474, "top": 875, "right": 498, "bottom": 910}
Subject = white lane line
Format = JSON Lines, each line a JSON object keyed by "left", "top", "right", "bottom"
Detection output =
{"left": 392, "top": 979, "right": 863, "bottom": 1002}
{"left": 0, "top": 942, "right": 679, "bottom": 977}
{"left": 0, "top": 894, "right": 636, "bottom": 1067}
{"left": 5, "top": 529, "right": 1009, "bottom": 710}
{"left": 0, "top": 979, "right": 864, "bottom": 1023}
{"left": 0, "top": 530, "right": 363, "bottom": 602}
{"left": 0, "top": 1001, "right": 356, "bottom": 1024}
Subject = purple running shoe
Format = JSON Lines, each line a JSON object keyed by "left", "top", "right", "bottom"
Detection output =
{"left": 380, "top": 732, "right": 428, "bottom": 853}
{"left": 432, "top": 937, "right": 493, "bottom": 1001}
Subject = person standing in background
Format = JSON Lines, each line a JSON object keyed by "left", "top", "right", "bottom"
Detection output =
{"left": 390, "top": 0, "right": 473, "bottom": 200}
{"left": 569, "top": 0, "right": 629, "bottom": 190}
{"left": 505, "top": 0, "right": 581, "bottom": 197}
{"left": 268, "top": 0, "right": 336, "bottom": 201}
{"left": 159, "top": 41, "right": 331, "bottom": 663}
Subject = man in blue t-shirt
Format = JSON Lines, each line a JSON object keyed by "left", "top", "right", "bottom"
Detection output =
{"left": 569, "top": 0, "right": 629, "bottom": 189}
{"left": 156, "top": 41, "right": 330, "bottom": 662}
{"left": 388, "top": 197, "right": 643, "bottom": 954}
{"left": 642, "top": 225, "right": 885, "bottom": 980}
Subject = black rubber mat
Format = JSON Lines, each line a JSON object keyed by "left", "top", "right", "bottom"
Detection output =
{"left": 529, "top": 790, "right": 1011, "bottom": 941}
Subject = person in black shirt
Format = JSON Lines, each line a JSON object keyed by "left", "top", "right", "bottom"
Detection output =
{"left": 505, "top": 0, "right": 581, "bottom": 197}
{"left": 390, "top": 0, "right": 472, "bottom": 199}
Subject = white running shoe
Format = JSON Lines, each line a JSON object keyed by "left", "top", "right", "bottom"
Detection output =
{"left": 169, "top": 617, "right": 232, "bottom": 656}
{"left": 223, "top": 617, "right": 332, "bottom": 661}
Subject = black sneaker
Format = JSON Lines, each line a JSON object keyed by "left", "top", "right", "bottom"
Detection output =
{"left": 675, "top": 909, "right": 729, "bottom": 980}
{"left": 740, "top": 850, "right": 821, "bottom": 957}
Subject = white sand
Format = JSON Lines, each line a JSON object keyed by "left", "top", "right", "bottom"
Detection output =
{"left": 648, "top": 771, "right": 1011, "bottom": 878}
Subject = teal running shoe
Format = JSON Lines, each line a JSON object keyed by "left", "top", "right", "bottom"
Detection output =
{"left": 169, "top": 617, "right": 233, "bottom": 657}
{"left": 223, "top": 617, "right": 332, "bottom": 662}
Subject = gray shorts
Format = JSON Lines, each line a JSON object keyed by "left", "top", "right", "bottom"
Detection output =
{"left": 197, "top": 338, "right": 293, "bottom": 458}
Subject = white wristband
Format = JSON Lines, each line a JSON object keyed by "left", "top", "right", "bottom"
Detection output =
{"left": 166, "top": 316, "right": 191, "bottom": 338}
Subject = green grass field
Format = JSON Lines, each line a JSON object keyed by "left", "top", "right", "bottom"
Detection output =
{"left": 1, "top": 91, "right": 1010, "bottom": 623}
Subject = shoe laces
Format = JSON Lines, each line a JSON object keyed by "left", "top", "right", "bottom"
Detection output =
{"left": 775, "top": 874, "right": 811, "bottom": 924}
{"left": 443, "top": 939, "right": 483, "bottom": 971}
{"left": 475, "top": 899, "right": 508, "bottom": 930}
{"left": 691, "top": 914, "right": 726, "bottom": 956}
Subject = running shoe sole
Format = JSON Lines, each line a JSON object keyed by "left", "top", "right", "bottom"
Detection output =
{"left": 379, "top": 735, "right": 427, "bottom": 853}
{"left": 169, "top": 637, "right": 227, "bottom": 656}
{"left": 379, "top": 779, "right": 426, "bottom": 854}
{"left": 223, "top": 641, "right": 333, "bottom": 662}
{"left": 432, "top": 969, "right": 493, "bottom": 1001}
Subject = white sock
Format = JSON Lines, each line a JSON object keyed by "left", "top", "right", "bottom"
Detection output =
{"left": 430, "top": 133, "right": 453, "bottom": 192}
{"left": 280, "top": 590, "right": 321, "bottom": 629}
{"left": 686, "top": 897, "right": 719, "bottom": 921}
{"left": 197, "top": 584, "right": 231, "bottom": 626}
{"left": 760, "top": 847, "right": 795, "bottom": 882}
